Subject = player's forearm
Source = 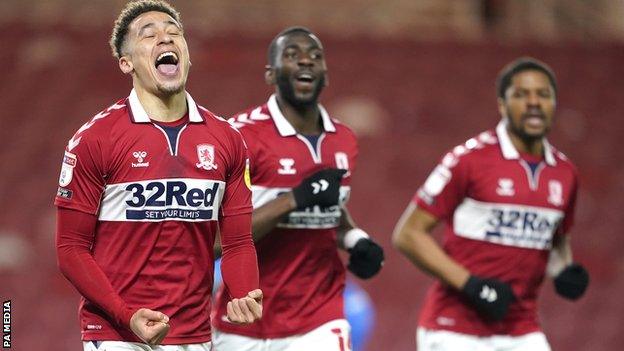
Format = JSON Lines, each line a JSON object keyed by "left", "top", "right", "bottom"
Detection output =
{"left": 251, "top": 192, "right": 297, "bottom": 240}
{"left": 393, "top": 229, "right": 469, "bottom": 290}
{"left": 56, "top": 208, "right": 136, "bottom": 327}
{"left": 220, "top": 213, "right": 260, "bottom": 297}
{"left": 336, "top": 208, "right": 356, "bottom": 250}
{"left": 57, "top": 245, "right": 136, "bottom": 326}
{"left": 547, "top": 234, "right": 573, "bottom": 278}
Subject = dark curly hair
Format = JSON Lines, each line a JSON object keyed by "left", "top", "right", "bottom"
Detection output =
{"left": 109, "top": 0, "right": 181, "bottom": 59}
{"left": 496, "top": 57, "right": 557, "bottom": 99}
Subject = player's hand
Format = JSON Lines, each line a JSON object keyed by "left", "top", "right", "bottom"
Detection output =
{"left": 462, "top": 276, "right": 516, "bottom": 321}
{"left": 226, "top": 289, "right": 263, "bottom": 324}
{"left": 129, "top": 308, "right": 170, "bottom": 345}
{"left": 292, "top": 168, "right": 347, "bottom": 209}
{"left": 554, "top": 263, "right": 589, "bottom": 300}
{"left": 348, "top": 238, "right": 384, "bottom": 279}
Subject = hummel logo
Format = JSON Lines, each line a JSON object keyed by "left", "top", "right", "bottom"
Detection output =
{"left": 479, "top": 285, "right": 498, "bottom": 302}
{"left": 496, "top": 178, "right": 515, "bottom": 196}
{"left": 311, "top": 179, "right": 329, "bottom": 194}
{"left": 132, "top": 151, "right": 149, "bottom": 168}
{"left": 278, "top": 158, "right": 296, "bottom": 175}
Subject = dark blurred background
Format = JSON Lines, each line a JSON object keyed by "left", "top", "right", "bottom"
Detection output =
{"left": 1, "top": 0, "right": 623, "bottom": 350}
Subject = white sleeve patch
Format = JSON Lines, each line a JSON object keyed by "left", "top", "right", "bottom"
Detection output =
{"left": 422, "top": 165, "right": 452, "bottom": 198}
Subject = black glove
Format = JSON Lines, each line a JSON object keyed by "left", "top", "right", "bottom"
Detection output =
{"left": 292, "top": 168, "right": 347, "bottom": 209}
{"left": 348, "top": 238, "right": 384, "bottom": 279}
{"left": 554, "top": 263, "right": 589, "bottom": 300}
{"left": 462, "top": 275, "right": 516, "bottom": 321}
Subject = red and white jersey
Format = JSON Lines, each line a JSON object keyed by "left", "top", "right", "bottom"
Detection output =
{"left": 54, "top": 90, "right": 251, "bottom": 343}
{"left": 414, "top": 120, "right": 578, "bottom": 336}
{"left": 213, "top": 95, "right": 358, "bottom": 338}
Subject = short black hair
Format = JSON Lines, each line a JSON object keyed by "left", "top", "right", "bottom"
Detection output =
{"left": 496, "top": 57, "right": 557, "bottom": 99}
{"left": 267, "top": 26, "right": 316, "bottom": 66}
{"left": 109, "top": 0, "right": 182, "bottom": 59}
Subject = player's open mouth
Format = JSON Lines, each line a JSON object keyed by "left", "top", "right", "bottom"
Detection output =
{"left": 155, "top": 51, "right": 179, "bottom": 76}
{"left": 294, "top": 72, "right": 315, "bottom": 89}
{"left": 523, "top": 114, "right": 545, "bottom": 128}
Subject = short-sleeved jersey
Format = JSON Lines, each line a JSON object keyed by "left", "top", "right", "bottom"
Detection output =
{"left": 54, "top": 89, "right": 251, "bottom": 343}
{"left": 414, "top": 120, "right": 578, "bottom": 336}
{"left": 212, "top": 95, "right": 359, "bottom": 338}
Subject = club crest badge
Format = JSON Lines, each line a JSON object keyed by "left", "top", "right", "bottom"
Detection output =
{"left": 548, "top": 180, "right": 563, "bottom": 206}
{"left": 196, "top": 144, "right": 218, "bottom": 171}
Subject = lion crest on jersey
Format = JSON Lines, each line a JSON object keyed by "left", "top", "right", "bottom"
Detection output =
{"left": 196, "top": 144, "right": 218, "bottom": 170}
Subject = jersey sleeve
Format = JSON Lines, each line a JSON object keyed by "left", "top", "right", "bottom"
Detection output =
{"left": 413, "top": 150, "right": 471, "bottom": 221}
{"left": 54, "top": 130, "right": 107, "bottom": 215}
{"left": 337, "top": 126, "right": 359, "bottom": 187}
{"left": 559, "top": 175, "right": 578, "bottom": 235}
{"left": 220, "top": 127, "right": 253, "bottom": 217}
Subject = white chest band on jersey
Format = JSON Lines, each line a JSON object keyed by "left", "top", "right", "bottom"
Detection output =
{"left": 453, "top": 198, "right": 564, "bottom": 250}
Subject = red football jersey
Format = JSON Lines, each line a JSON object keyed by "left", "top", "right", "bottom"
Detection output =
{"left": 414, "top": 120, "right": 578, "bottom": 336}
{"left": 54, "top": 90, "right": 252, "bottom": 343}
{"left": 212, "top": 95, "right": 358, "bottom": 338}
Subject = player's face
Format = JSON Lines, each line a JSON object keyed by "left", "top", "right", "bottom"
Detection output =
{"left": 499, "top": 70, "right": 556, "bottom": 141}
{"left": 272, "top": 33, "right": 327, "bottom": 107}
{"left": 120, "top": 11, "right": 190, "bottom": 96}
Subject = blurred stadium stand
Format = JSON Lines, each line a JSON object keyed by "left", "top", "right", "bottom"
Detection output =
{"left": 0, "top": 1, "right": 623, "bottom": 350}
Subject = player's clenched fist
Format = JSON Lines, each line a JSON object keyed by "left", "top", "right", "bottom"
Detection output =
{"left": 129, "top": 308, "right": 170, "bottom": 345}
{"left": 292, "top": 168, "right": 347, "bottom": 209}
{"left": 462, "top": 276, "right": 516, "bottom": 321}
{"left": 227, "top": 289, "right": 263, "bottom": 324}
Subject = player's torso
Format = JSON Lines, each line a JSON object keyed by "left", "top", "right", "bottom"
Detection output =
{"left": 76, "top": 97, "right": 233, "bottom": 342}
{"left": 100, "top": 116, "right": 228, "bottom": 224}
{"left": 214, "top": 101, "right": 356, "bottom": 337}
{"left": 422, "top": 130, "right": 577, "bottom": 336}
{"left": 455, "top": 146, "right": 575, "bottom": 252}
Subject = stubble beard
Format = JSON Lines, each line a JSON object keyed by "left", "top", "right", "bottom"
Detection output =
{"left": 277, "top": 73, "right": 325, "bottom": 110}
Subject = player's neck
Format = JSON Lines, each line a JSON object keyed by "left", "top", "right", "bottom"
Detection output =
{"left": 135, "top": 86, "right": 188, "bottom": 122}
{"left": 507, "top": 127, "right": 544, "bottom": 157}
{"left": 276, "top": 95, "right": 322, "bottom": 135}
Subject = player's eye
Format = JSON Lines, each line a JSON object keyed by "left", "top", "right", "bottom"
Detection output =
{"left": 512, "top": 90, "right": 527, "bottom": 98}
{"left": 283, "top": 50, "right": 297, "bottom": 59}
{"left": 310, "top": 52, "right": 323, "bottom": 60}
{"left": 538, "top": 90, "right": 552, "bottom": 98}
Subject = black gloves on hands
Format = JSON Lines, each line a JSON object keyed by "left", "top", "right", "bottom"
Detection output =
{"left": 292, "top": 169, "right": 347, "bottom": 209}
{"left": 554, "top": 263, "right": 589, "bottom": 300}
{"left": 348, "top": 238, "right": 384, "bottom": 279}
{"left": 462, "top": 276, "right": 516, "bottom": 322}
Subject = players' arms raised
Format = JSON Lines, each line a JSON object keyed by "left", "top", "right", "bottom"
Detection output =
{"left": 56, "top": 208, "right": 170, "bottom": 344}
{"left": 547, "top": 235, "right": 589, "bottom": 300}
{"left": 392, "top": 203, "right": 516, "bottom": 321}
{"left": 337, "top": 208, "right": 384, "bottom": 279}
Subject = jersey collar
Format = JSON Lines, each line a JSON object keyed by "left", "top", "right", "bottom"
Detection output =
{"left": 267, "top": 94, "right": 337, "bottom": 137}
{"left": 496, "top": 119, "right": 556, "bottom": 166}
{"left": 127, "top": 89, "right": 204, "bottom": 123}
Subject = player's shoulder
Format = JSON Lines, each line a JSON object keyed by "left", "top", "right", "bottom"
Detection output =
{"left": 549, "top": 144, "right": 578, "bottom": 174}
{"left": 227, "top": 104, "right": 273, "bottom": 133}
{"left": 69, "top": 98, "right": 129, "bottom": 142}
{"left": 439, "top": 129, "right": 500, "bottom": 168}
{"left": 331, "top": 117, "right": 358, "bottom": 139}
{"left": 197, "top": 105, "right": 245, "bottom": 139}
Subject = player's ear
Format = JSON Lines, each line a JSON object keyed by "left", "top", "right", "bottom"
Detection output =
{"left": 497, "top": 97, "right": 506, "bottom": 118}
{"left": 265, "top": 65, "right": 276, "bottom": 85}
{"left": 119, "top": 56, "right": 134, "bottom": 75}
